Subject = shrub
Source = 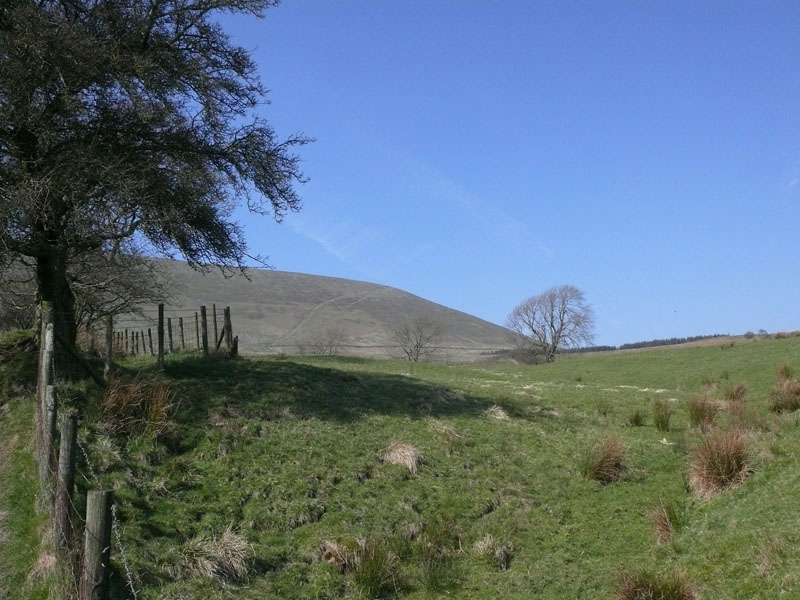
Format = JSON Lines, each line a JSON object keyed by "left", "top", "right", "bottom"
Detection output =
{"left": 689, "top": 430, "right": 751, "bottom": 499}
{"left": 652, "top": 399, "right": 672, "bottom": 432}
{"left": 99, "top": 374, "right": 175, "bottom": 436}
{"left": 615, "top": 570, "right": 696, "bottom": 600}
{"left": 686, "top": 394, "right": 717, "bottom": 432}
{"left": 580, "top": 436, "right": 626, "bottom": 483}
{"left": 650, "top": 499, "right": 687, "bottom": 543}
{"left": 627, "top": 409, "right": 645, "bottom": 427}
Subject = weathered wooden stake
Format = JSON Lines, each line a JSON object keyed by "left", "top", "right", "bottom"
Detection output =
{"left": 124, "top": 329, "right": 129, "bottom": 354}
{"left": 167, "top": 317, "right": 174, "bottom": 353}
{"left": 223, "top": 306, "right": 234, "bottom": 355}
{"left": 37, "top": 303, "right": 54, "bottom": 404}
{"left": 195, "top": 312, "right": 200, "bottom": 349}
{"left": 104, "top": 315, "right": 114, "bottom": 379}
{"left": 157, "top": 304, "right": 164, "bottom": 367}
{"left": 179, "top": 317, "right": 186, "bottom": 350}
{"left": 82, "top": 490, "right": 112, "bottom": 600}
{"left": 39, "top": 383, "right": 57, "bottom": 510}
{"left": 212, "top": 303, "right": 219, "bottom": 350}
{"left": 148, "top": 328, "right": 154, "bottom": 356}
{"left": 55, "top": 410, "right": 77, "bottom": 550}
{"left": 200, "top": 306, "right": 209, "bottom": 357}
{"left": 134, "top": 331, "right": 139, "bottom": 356}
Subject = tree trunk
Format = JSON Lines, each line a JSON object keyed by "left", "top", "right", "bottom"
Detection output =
{"left": 36, "top": 250, "right": 78, "bottom": 374}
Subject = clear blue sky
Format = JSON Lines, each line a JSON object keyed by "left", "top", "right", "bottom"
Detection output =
{"left": 222, "top": 1, "right": 800, "bottom": 347}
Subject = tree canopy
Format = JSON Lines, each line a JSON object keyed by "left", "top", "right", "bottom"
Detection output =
{"left": 507, "top": 284, "right": 595, "bottom": 363}
{"left": 0, "top": 0, "right": 310, "bottom": 347}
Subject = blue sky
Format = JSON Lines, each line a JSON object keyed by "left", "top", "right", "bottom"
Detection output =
{"left": 222, "top": 1, "right": 800, "bottom": 347}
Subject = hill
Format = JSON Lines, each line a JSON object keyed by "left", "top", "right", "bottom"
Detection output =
{"left": 131, "top": 259, "right": 514, "bottom": 360}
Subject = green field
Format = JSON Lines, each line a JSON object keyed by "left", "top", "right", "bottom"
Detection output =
{"left": 3, "top": 336, "right": 800, "bottom": 599}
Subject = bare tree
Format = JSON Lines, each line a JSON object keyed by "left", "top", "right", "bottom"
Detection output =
{"left": 304, "top": 326, "right": 349, "bottom": 356}
{"left": 393, "top": 316, "right": 444, "bottom": 362}
{"left": 507, "top": 285, "right": 595, "bottom": 363}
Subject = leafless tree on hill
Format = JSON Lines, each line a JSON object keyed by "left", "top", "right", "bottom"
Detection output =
{"left": 393, "top": 316, "right": 444, "bottom": 362}
{"left": 507, "top": 284, "right": 595, "bottom": 363}
{"left": 302, "top": 326, "right": 349, "bottom": 356}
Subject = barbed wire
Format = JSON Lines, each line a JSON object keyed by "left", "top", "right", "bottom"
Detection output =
{"left": 77, "top": 436, "right": 140, "bottom": 600}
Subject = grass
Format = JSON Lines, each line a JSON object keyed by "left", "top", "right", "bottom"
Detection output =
{"left": 3, "top": 334, "right": 800, "bottom": 598}
{"left": 653, "top": 398, "right": 673, "bottom": 431}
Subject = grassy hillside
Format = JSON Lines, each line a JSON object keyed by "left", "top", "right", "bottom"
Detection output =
{"left": 3, "top": 335, "right": 800, "bottom": 598}
{"left": 116, "top": 259, "right": 514, "bottom": 360}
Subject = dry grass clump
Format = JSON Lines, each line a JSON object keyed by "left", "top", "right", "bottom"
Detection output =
{"left": 381, "top": 443, "right": 423, "bottom": 474}
{"left": 650, "top": 499, "right": 687, "bottom": 543}
{"left": 100, "top": 374, "right": 176, "bottom": 435}
{"left": 689, "top": 430, "right": 751, "bottom": 500}
{"left": 169, "top": 526, "right": 251, "bottom": 581}
{"left": 434, "top": 386, "right": 464, "bottom": 403}
{"left": 615, "top": 570, "right": 696, "bottom": 600}
{"left": 728, "top": 399, "right": 769, "bottom": 432}
{"left": 472, "top": 534, "right": 514, "bottom": 571}
{"left": 686, "top": 394, "right": 717, "bottom": 432}
{"left": 724, "top": 381, "right": 747, "bottom": 402}
{"left": 579, "top": 436, "right": 627, "bottom": 483}
{"left": 767, "top": 365, "right": 800, "bottom": 413}
{"left": 484, "top": 404, "right": 510, "bottom": 421}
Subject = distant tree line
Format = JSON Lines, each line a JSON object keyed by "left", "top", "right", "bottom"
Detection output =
{"left": 562, "top": 333, "right": 729, "bottom": 354}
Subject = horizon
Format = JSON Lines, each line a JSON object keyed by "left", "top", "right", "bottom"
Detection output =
{"left": 215, "top": 2, "right": 799, "bottom": 347}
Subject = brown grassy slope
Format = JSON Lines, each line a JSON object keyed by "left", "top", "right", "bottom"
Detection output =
{"left": 121, "top": 259, "right": 514, "bottom": 359}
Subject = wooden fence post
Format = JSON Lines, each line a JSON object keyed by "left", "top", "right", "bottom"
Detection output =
{"left": 167, "top": 317, "right": 174, "bottom": 353}
{"left": 200, "top": 306, "right": 209, "bottom": 357}
{"left": 37, "top": 303, "right": 54, "bottom": 404}
{"left": 148, "top": 328, "right": 154, "bottom": 356}
{"left": 55, "top": 410, "right": 77, "bottom": 550}
{"left": 82, "top": 490, "right": 112, "bottom": 600}
{"left": 212, "top": 304, "right": 219, "bottom": 350}
{"left": 104, "top": 315, "right": 114, "bottom": 379}
{"left": 179, "top": 317, "right": 186, "bottom": 350}
{"left": 195, "top": 312, "right": 200, "bottom": 350}
{"left": 39, "top": 383, "right": 57, "bottom": 510}
{"left": 223, "top": 306, "right": 234, "bottom": 355}
{"left": 157, "top": 304, "right": 164, "bottom": 367}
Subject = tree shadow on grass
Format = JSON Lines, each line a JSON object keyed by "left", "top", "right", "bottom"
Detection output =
{"left": 157, "top": 355, "right": 540, "bottom": 430}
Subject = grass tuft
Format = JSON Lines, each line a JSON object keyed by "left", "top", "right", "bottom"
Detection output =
{"left": 650, "top": 499, "right": 688, "bottom": 543}
{"left": 652, "top": 398, "right": 672, "bottom": 432}
{"left": 484, "top": 404, "right": 510, "bottom": 421}
{"left": 627, "top": 409, "right": 645, "bottom": 427}
{"left": 472, "top": 534, "right": 514, "bottom": 571}
{"left": 579, "top": 436, "right": 627, "bottom": 483}
{"left": 615, "top": 570, "right": 696, "bottom": 600}
{"left": 382, "top": 443, "right": 424, "bottom": 475}
{"left": 99, "top": 374, "right": 176, "bottom": 436}
{"left": 169, "top": 526, "right": 251, "bottom": 581}
{"left": 767, "top": 369, "right": 800, "bottom": 413}
{"left": 689, "top": 430, "right": 751, "bottom": 499}
{"left": 686, "top": 394, "right": 717, "bottom": 432}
